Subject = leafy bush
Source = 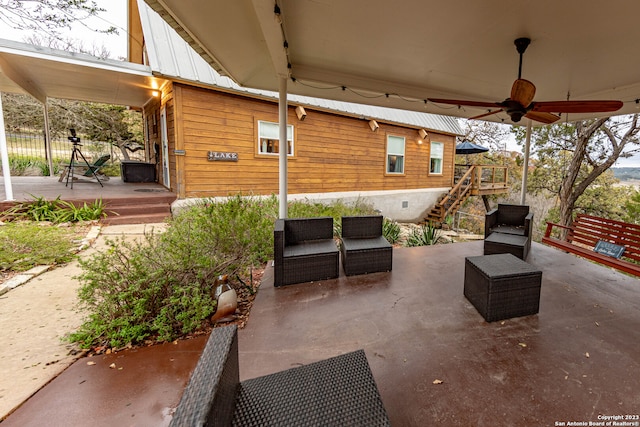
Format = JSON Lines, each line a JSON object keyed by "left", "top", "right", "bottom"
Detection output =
{"left": 70, "top": 195, "right": 279, "bottom": 348}
{"left": 405, "top": 222, "right": 442, "bottom": 247}
{"left": 383, "top": 218, "right": 401, "bottom": 244}
{"left": 0, "top": 222, "right": 79, "bottom": 271}
{"left": 289, "top": 197, "right": 377, "bottom": 237}
{"left": 69, "top": 195, "right": 377, "bottom": 349}
{"left": 1, "top": 195, "right": 107, "bottom": 223}
{"left": 2, "top": 156, "right": 64, "bottom": 176}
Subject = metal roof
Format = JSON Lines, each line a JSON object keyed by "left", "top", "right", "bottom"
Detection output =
{"left": 137, "top": 0, "right": 463, "bottom": 136}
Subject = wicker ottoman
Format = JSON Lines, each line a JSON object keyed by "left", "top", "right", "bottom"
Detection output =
{"left": 464, "top": 253, "right": 542, "bottom": 322}
{"left": 484, "top": 232, "right": 530, "bottom": 260}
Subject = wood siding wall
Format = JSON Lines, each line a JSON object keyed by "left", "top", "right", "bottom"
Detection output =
{"left": 153, "top": 83, "right": 456, "bottom": 198}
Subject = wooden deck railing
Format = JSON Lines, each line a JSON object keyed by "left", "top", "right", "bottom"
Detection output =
{"left": 426, "top": 165, "right": 509, "bottom": 223}
{"left": 455, "top": 164, "right": 509, "bottom": 195}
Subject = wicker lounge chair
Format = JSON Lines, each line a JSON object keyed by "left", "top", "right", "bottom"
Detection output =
{"left": 340, "top": 215, "right": 393, "bottom": 276}
{"left": 170, "top": 325, "right": 391, "bottom": 427}
{"left": 273, "top": 217, "right": 340, "bottom": 287}
{"left": 484, "top": 204, "right": 533, "bottom": 260}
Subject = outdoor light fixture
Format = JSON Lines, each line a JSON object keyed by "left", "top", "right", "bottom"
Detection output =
{"left": 418, "top": 129, "right": 428, "bottom": 140}
{"left": 295, "top": 105, "right": 307, "bottom": 121}
{"left": 369, "top": 120, "right": 379, "bottom": 132}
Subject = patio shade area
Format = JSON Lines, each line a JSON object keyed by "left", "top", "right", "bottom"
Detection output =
{"left": 2, "top": 241, "right": 638, "bottom": 426}
{"left": 238, "top": 241, "right": 639, "bottom": 426}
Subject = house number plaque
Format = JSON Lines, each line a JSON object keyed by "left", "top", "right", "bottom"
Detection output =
{"left": 207, "top": 151, "right": 238, "bottom": 162}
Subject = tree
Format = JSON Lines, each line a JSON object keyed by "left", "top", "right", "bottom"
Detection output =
{"left": 515, "top": 115, "right": 640, "bottom": 227}
{"left": 2, "top": 93, "right": 143, "bottom": 160}
{"left": 460, "top": 120, "right": 525, "bottom": 209}
{"left": 626, "top": 190, "right": 640, "bottom": 224}
{"left": 0, "top": 0, "right": 115, "bottom": 40}
{"left": 24, "top": 33, "right": 112, "bottom": 59}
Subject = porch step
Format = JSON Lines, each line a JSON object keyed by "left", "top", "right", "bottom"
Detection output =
{"left": 102, "top": 212, "right": 171, "bottom": 225}
{"left": 99, "top": 195, "right": 176, "bottom": 225}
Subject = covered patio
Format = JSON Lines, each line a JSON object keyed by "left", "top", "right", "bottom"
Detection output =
{"left": 3, "top": 241, "right": 638, "bottom": 426}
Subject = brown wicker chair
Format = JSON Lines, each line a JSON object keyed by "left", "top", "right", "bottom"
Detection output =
{"left": 340, "top": 215, "right": 393, "bottom": 276}
{"left": 273, "top": 217, "right": 339, "bottom": 287}
{"left": 170, "top": 325, "right": 391, "bottom": 426}
{"left": 484, "top": 204, "right": 533, "bottom": 260}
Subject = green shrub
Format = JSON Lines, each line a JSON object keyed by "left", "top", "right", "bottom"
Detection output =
{"left": 405, "top": 222, "right": 442, "bottom": 247}
{"left": 289, "top": 197, "right": 377, "bottom": 237}
{"left": 0, "top": 196, "right": 107, "bottom": 223}
{"left": 3, "top": 156, "right": 65, "bottom": 176}
{"left": 382, "top": 218, "right": 401, "bottom": 244}
{"left": 69, "top": 195, "right": 280, "bottom": 348}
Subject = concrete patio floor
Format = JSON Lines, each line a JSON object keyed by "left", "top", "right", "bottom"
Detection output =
{"left": 2, "top": 241, "right": 639, "bottom": 426}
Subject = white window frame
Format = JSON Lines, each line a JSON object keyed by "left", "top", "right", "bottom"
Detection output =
{"left": 258, "top": 120, "right": 294, "bottom": 156}
{"left": 430, "top": 141, "right": 444, "bottom": 174}
{"left": 386, "top": 135, "right": 405, "bottom": 174}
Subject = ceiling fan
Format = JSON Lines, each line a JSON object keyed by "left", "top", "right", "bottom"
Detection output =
{"left": 428, "top": 38, "right": 623, "bottom": 124}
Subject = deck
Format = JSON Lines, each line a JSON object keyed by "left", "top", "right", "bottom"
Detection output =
{"left": 1, "top": 241, "right": 639, "bottom": 426}
{"left": 0, "top": 176, "right": 176, "bottom": 223}
{"left": 1, "top": 176, "right": 172, "bottom": 205}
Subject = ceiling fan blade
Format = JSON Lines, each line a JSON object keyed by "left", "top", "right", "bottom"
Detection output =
{"left": 511, "top": 79, "right": 536, "bottom": 106}
{"left": 524, "top": 111, "right": 561, "bottom": 124}
{"left": 532, "top": 100, "right": 623, "bottom": 114}
{"left": 469, "top": 109, "right": 504, "bottom": 120}
{"left": 428, "top": 98, "right": 501, "bottom": 108}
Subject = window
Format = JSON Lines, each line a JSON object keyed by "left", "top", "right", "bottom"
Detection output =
{"left": 430, "top": 142, "right": 444, "bottom": 174}
{"left": 386, "top": 135, "right": 405, "bottom": 174}
{"left": 258, "top": 121, "right": 294, "bottom": 155}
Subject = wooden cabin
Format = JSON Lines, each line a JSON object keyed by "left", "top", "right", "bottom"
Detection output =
{"left": 130, "top": 0, "right": 464, "bottom": 221}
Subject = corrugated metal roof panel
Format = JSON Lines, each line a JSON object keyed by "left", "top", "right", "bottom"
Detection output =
{"left": 137, "top": 0, "right": 463, "bottom": 136}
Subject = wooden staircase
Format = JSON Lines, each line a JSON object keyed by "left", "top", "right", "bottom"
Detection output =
{"left": 425, "top": 166, "right": 475, "bottom": 224}
{"left": 425, "top": 164, "right": 509, "bottom": 224}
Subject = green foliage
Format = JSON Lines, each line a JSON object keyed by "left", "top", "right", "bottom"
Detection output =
{"left": 289, "top": 198, "right": 377, "bottom": 237}
{"left": 0, "top": 222, "right": 78, "bottom": 272}
{"left": 70, "top": 232, "right": 218, "bottom": 347}
{"left": 289, "top": 198, "right": 376, "bottom": 223}
{"left": 405, "top": 222, "right": 441, "bottom": 247}
{"left": 513, "top": 117, "right": 640, "bottom": 224}
{"left": 382, "top": 218, "right": 401, "bottom": 244}
{"left": 1, "top": 195, "right": 106, "bottom": 223}
{"left": 1, "top": 155, "right": 65, "bottom": 176}
{"left": 68, "top": 195, "right": 378, "bottom": 348}
{"left": 625, "top": 190, "right": 640, "bottom": 224}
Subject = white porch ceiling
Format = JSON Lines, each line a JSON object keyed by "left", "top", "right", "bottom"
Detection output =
{"left": 0, "top": 38, "right": 164, "bottom": 107}
{"left": 142, "top": 0, "right": 640, "bottom": 125}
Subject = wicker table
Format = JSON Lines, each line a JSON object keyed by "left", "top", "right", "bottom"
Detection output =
{"left": 464, "top": 253, "right": 542, "bottom": 322}
{"left": 484, "top": 232, "right": 530, "bottom": 260}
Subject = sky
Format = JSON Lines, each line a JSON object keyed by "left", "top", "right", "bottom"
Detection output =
{"left": 1, "top": 1, "right": 639, "bottom": 167}
{"left": 0, "top": 0, "right": 128, "bottom": 59}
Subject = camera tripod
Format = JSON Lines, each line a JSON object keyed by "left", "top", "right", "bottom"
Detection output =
{"left": 64, "top": 142, "right": 104, "bottom": 189}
